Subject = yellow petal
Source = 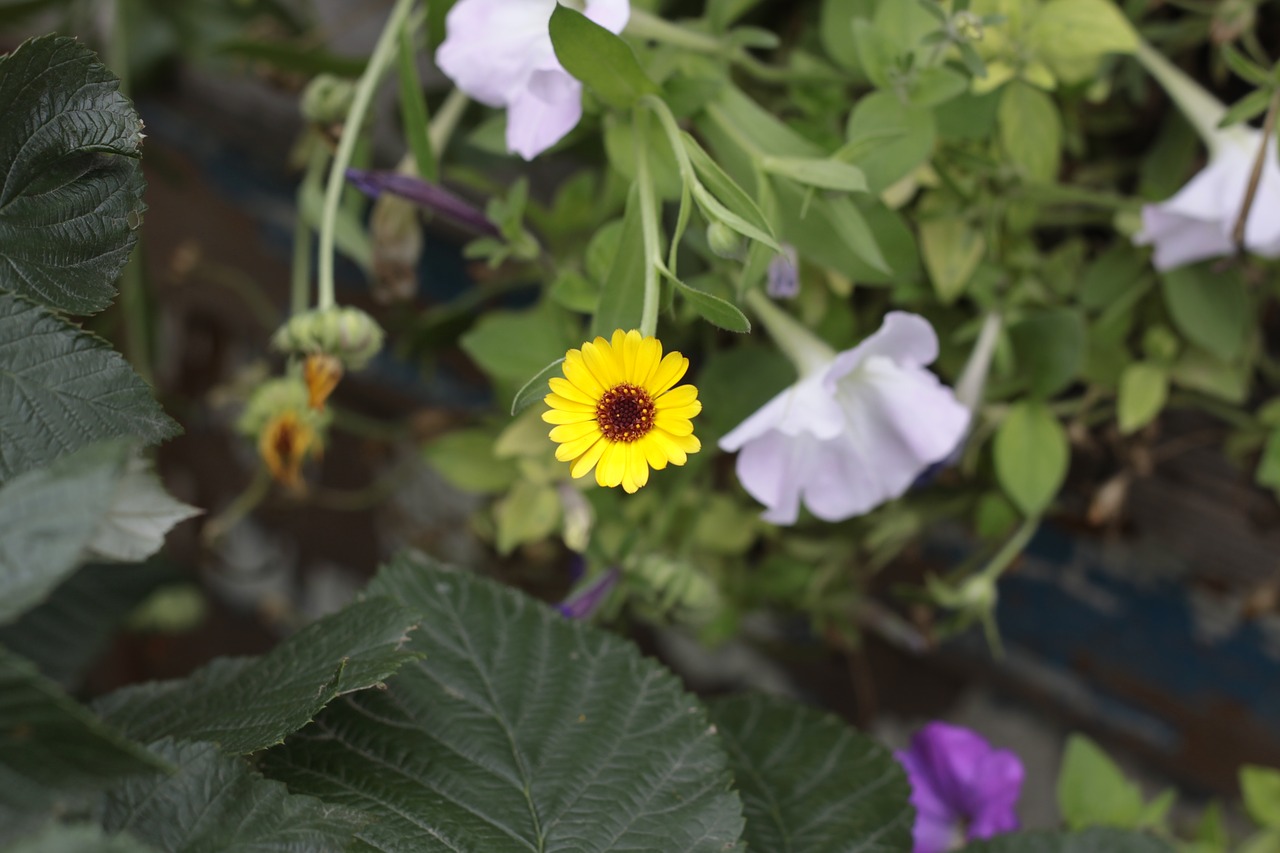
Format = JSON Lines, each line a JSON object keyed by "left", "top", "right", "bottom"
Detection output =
{"left": 611, "top": 329, "right": 628, "bottom": 354}
{"left": 570, "top": 437, "right": 607, "bottom": 478}
{"left": 542, "top": 407, "right": 595, "bottom": 425}
{"left": 556, "top": 429, "right": 603, "bottom": 461}
{"left": 645, "top": 352, "right": 688, "bottom": 397}
{"left": 544, "top": 392, "right": 595, "bottom": 413}
{"left": 634, "top": 337, "right": 662, "bottom": 388}
{"left": 596, "top": 441, "right": 626, "bottom": 488}
{"left": 549, "top": 377, "right": 597, "bottom": 406}
{"left": 655, "top": 384, "right": 698, "bottom": 409}
{"left": 581, "top": 339, "right": 621, "bottom": 389}
{"left": 654, "top": 413, "right": 694, "bottom": 436}
{"left": 646, "top": 429, "right": 688, "bottom": 466}
{"left": 656, "top": 402, "right": 701, "bottom": 422}
{"left": 620, "top": 330, "right": 643, "bottom": 382}
{"left": 563, "top": 349, "right": 606, "bottom": 398}
{"left": 628, "top": 442, "right": 650, "bottom": 489}
{"left": 549, "top": 421, "right": 601, "bottom": 443}
{"left": 638, "top": 434, "right": 669, "bottom": 470}
{"left": 672, "top": 432, "right": 701, "bottom": 454}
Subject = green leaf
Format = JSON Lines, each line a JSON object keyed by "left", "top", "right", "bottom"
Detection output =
{"left": 94, "top": 597, "right": 421, "bottom": 754}
{"left": 1027, "top": 0, "right": 1138, "bottom": 84}
{"left": 920, "top": 214, "right": 985, "bottom": 303}
{"left": 696, "top": 344, "right": 794, "bottom": 440}
{"left": 103, "top": 739, "right": 363, "bottom": 851}
{"left": 818, "top": 0, "right": 876, "bottom": 72}
{"left": 962, "top": 827, "right": 1174, "bottom": 852}
{"left": 710, "top": 694, "right": 913, "bottom": 852}
{"left": 760, "top": 155, "right": 867, "bottom": 192}
{"left": 422, "top": 428, "right": 519, "bottom": 495}
{"left": 396, "top": 24, "right": 437, "bottom": 182}
{"left": 0, "top": 441, "right": 131, "bottom": 624}
{"left": 0, "top": 646, "right": 167, "bottom": 809}
{"left": 591, "top": 184, "right": 647, "bottom": 337}
{"left": 910, "top": 66, "right": 970, "bottom": 108}
{"left": 0, "top": 35, "right": 146, "bottom": 314}
{"left": 0, "top": 294, "right": 179, "bottom": 484}
{"left": 1160, "top": 264, "right": 1249, "bottom": 362}
{"left": 509, "top": 357, "right": 566, "bottom": 416}
{"left": 549, "top": 5, "right": 658, "bottom": 109}
{"left": 493, "top": 479, "right": 561, "bottom": 554}
{"left": 999, "top": 81, "right": 1062, "bottom": 183}
{"left": 1223, "top": 45, "right": 1272, "bottom": 87}
{"left": 684, "top": 135, "right": 780, "bottom": 249}
{"left": 1220, "top": 88, "right": 1273, "bottom": 129}
{"left": 1243, "top": 766, "right": 1280, "bottom": 830}
{"left": 1255, "top": 431, "right": 1280, "bottom": 494}
{"left": 8, "top": 823, "right": 156, "bottom": 853}
{"left": 1117, "top": 362, "right": 1169, "bottom": 435}
{"left": 1009, "top": 307, "right": 1088, "bottom": 398}
{"left": 666, "top": 272, "right": 752, "bottom": 332}
{"left": 994, "top": 401, "right": 1069, "bottom": 516}
{"left": 845, "top": 91, "right": 936, "bottom": 193}
{"left": 1170, "top": 347, "right": 1249, "bottom": 404}
{"left": 461, "top": 298, "right": 576, "bottom": 385}
{"left": 260, "top": 555, "right": 746, "bottom": 852}
{"left": 1058, "top": 734, "right": 1146, "bottom": 830}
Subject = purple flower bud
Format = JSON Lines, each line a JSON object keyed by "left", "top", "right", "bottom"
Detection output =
{"left": 766, "top": 244, "right": 800, "bottom": 299}
{"left": 555, "top": 567, "right": 620, "bottom": 620}
{"left": 344, "top": 168, "right": 500, "bottom": 237}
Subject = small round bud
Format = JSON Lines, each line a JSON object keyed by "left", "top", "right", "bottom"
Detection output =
{"left": 272, "top": 306, "right": 386, "bottom": 370}
{"left": 300, "top": 74, "right": 357, "bottom": 125}
{"left": 706, "top": 221, "right": 743, "bottom": 259}
{"left": 952, "top": 10, "right": 984, "bottom": 42}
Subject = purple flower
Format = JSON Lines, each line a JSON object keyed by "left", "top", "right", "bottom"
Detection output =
{"left": 765, "top": 245, "right": 799, "bottom": 299}
{"left": 344, "top": 168, "right": 499, "bottom": 237}
{"left": 556, "top": 567, "right": 619, "bottom": 620}
{"left": 895, "top": 722, "right": 1023, "bottom": 853}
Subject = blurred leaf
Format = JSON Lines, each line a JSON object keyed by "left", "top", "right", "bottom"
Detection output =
{"left": 696, "top": 344, "right": 794, "bottom": 439}
{"left": 1058, "top": 734, "right": 1146, "bottom": 830}
{"left": 216, "top": 39, "right": 367, "bottom": 76}
{"left": 1028, "top": 0, "right": 1138, "bottom": 84}
{"left": 0, "top": 35, "right": 145, "bottom": 313}
{"left": 910, "top": 66, "right": 970, "bottom": 108}
{"left": 462, "top": 299, "right": 577, "bottom": 385}
{"left": 423, "top": 428, "right": 519, "bottom": 494}
{"left": 591, "top": 185, "right": 648, "bottom": 337}
{"left": 1220, "top": 89, "right": 1273, "bottom": 129}
{"left": 396, "top": 25, "right": 437, "bottom": 182}
{"left": 103, "top": 739, "right": 363, "bottom": 851}
{"left": 261, "top": 555, "right": 746, "bottom": 851}
{"left": 494, "top": 479, "right": 561, "bottom": 554}
{"left": 999, "top": 81, "right": 1062, "bottom": 182}
{"left": 509, "top": 358, "right": 567, "bottom": 417}
{"left": 8, "top": 823, "right": 156, "bottom": 853}
{"left": 962, "top": 827, "right": 1174, "bottom": 851}
{"left": 845, "top": 91, "right": 936, "bottom": 193}
{"left": 760, "top": 155, "right": 867, "bottom": 192}
{"left": 710, "top": 694, "right": 914, "bottom": 852}
{"left": 549, "top": 5, "right": 658, "bottom": 109}
{"left": 1081, "top": 244, "right": 1150, "bottom": 312}
{"left": 94, "top": 597, "right": 421, "bottom": 754}
{"left": 1117, "top": 362, "right": 1168, "bottom": 435}
{"left": 920, "top": 214, "right": 985, "bottom": 304}
{"left": 708, "top": 0, "right": 769, "bottom": 30}
{"left": 1161, "top": 264, "right": 1248, "bottom": 362}
{"left": 0, "top": 295, "right": 179, "bottom": 484}
{"left": 1243, "top": 766, "right": 1280, "bottom": 830}
{"left": 819, "top": 0, "right": 875, "bottom": 72}
{"left": 1256, "top": 431, "right": 1280, "bottom": 496}
{"left": 1170, "top": 347, "right": 1249, "bottom": 404}
{"left": 667, "top": 272, "right": 752, "bottom": 332}
{"left": 994, "top": 401, "right": 1068, "bottom": 516}
{"left": 1222, "top": 45, "right": 1272, "bottom": 87}
{"left": 1009, "top": 308, "right": 1087, "bottom": 398}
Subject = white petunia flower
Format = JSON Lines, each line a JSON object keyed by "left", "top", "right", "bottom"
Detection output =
{"left": 720, "top": 306, "right": 970, "bottom": 525}
{"left": 1133, "top": 41, "right": 1280, "bottom": 270}
{"left": 436, "top": 0, "right": 630, "bottom": 160}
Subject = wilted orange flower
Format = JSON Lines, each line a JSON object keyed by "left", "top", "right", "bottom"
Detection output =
{"left": 304, "top": 353, "right": 343, "bottom": 410}
{"left": 258, "top": 410, "right": 322, "bottom": 491}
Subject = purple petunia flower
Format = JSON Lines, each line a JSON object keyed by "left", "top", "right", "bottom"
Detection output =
{"left": 895, "top": 722, "right": 1024, "bottom": 853}
{"left": 556, "top": 567, "right": 620, "bottom": 620}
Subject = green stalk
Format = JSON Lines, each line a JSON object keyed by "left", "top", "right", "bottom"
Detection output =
{"left": 744, "top": 289, "right": 835, "bottom": 377}
{"left": 633, "top": 109, "right": 661, "bottom": 338}
{"left": 317, "top": 0, "right": 418, "bottom": 310}
{"left": 624, "top": 8, "right": 722, "bottom": 52}
{"left": 429, "top": 87, "right": 470, "bottom": 162}
{"left": 1134, "top": 40, "right": 1251, "bottom": 157}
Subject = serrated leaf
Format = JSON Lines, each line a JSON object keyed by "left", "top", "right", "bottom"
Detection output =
{"left": 994, "top": 401, "right": 1069, "bottom": 516}
{"left": 549, "top": 5, "right": 658, "bottom": 109}
{"left": 0, "top": 294, "right": 179, "bottom": 484}
{"left": 260, "top": 555, "right": 746, "bottom": 852}
{"left": 9, "top": 823, "right": 156, "bottom": 853}
{"left": 94, "top": 597, "right": 421, "bottom": 754}
{"left": 103, "top": 739, "right": 364, "bottom": 852}
{"left": 962, "top": 827, "right": 1174, "bottom": 852}
{"left": 710, "top": 694, "right": 913, "bottom": 852}
{"left": 0, "top": 35, "right": 146, "bottom": 314}
{"left": 510, "top": 358, "right": 565, "bottom": 416}
{"left": 0, "top": 646, "right": 167, "bottom": 809}
{"left": 83, "top": 456, "right": 200, "bottom": 562}
{"left": 1117, "top": 362, "right": 1168, "bottom": 435}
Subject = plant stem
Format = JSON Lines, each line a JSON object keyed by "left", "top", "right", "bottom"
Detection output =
{"left": 634, "top": 109, "right": 661, "bottom": 338}
{"left": 429, "top": 88, "right": 470, "bottom": 162}
{"left": 317, "top": 0, "right": 417, "bottom": 311}
{"left": 1232, "top": 87, "right": 1280, "bottom": 250}
{"left": 1134, "top": 40, "right": 1250, "bottom": 157}
{"left": 744, "top": 289, "right": 836, "bottom": 377}
{"left": 624, "top": 8, "right": 722, "bottom": 52}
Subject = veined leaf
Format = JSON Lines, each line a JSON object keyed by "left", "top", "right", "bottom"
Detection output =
{"left": 103, "top": 739, "right": 363, "bottom": 852}
{"left": 711, "top": 694, "right": 914, "bottom": 852}
{"left": 95, "top": 597, "right": 421, "bottom": 754}
{"left": 0, "top": 35, "right": 146, "bottom": 313}
{"left": 260, "top": 555, "right": 746, "bottom": 852}
{"left": 549, "top": 5, "right": 658, "bottom": 109}
{"left": 0, "top": 294, "right": 179, "bottom": 484}
{"left": 9, "top": 823, "right": 156, "bottom": 853}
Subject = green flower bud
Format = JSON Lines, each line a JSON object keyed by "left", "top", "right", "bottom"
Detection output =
{"left": 300, "top": 74, "right": 357, "bottom": 125}
{"left": 952, "top": 10, "right": 984, "bottom": 42}
{"left": 706, "top": 221, "right": 743, "bottom": 259}
{"left": 272, "top": 306, "right": 386, "bottom": 370}
{"left": 236, "top": 376, "right": 318, "bottom": 438}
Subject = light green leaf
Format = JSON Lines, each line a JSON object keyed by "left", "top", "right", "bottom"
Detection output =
{"left": 920, "top": 214, "right": 985, "bottom": 303}
{"left": 461, "top": 299, "right": 576, "bottom": 385}
{"left": 549, "top": 5, "right": 658, "bottom": 109}
{"left": 0, "top": 441, "right": 131, "bottom": 624}
{"left": 1161, "top": 264, "right": 1249, "bottom": 362}
{"left": 0, "top": 646, "right": 167, "bottom": 809}
{"left": 1058, "top": 734, "right": 1146, "bottom": 831}
{"left": 684, "top": 135, "right": 779, "bottom": 249}
{"left": 962, "top": 827, "right": 1174, "bottom": 852}
{"left": 1243, "top": 766, "right": 1280, "bottom": 830}
{"left": 0, "top": 294, "right": 179, "bottom": 484}
{"left": 422, "top": 428, "right": 519, "bottom": 495}
{"left": 666, "top": 271, "right": 751, "bottom": 332}
{"left": 1222, "top": 45, "right": 1272, "bottom": 87}
{"left": 1009, "top": 307, "right": 1088, "bottom": 398}
{"left": 846, "top": 91, "right": 936, "bottom": 193}
{"left": 1220, "top": 89, "right": 1273, "bottom": 130}
{"left": 94, "top": 597, "right": 421, "bottom": 754}
{"left": 0, "top": 35, "right": 145, "bottom": 314}
{"left": 710, "top": 694, "right": 913, "bottom": 852}
{"left": 1028, "top": 0, "right": 1138, "bottom": 85}
{"left": 1255, "top": 431, "right": 1280, "bottom": 494}
{"left": 104, "top": 739, "right": 363, "bottom": 852}
{"left": 591, "top": 185, "right": 649, "bottom": 338}
{"left": 910, "top": 66, "right": 970, "bottom": 108}
{"left": 761, "top": 155, "right": 867, "bottom": 192}
{"left": 1170, "top": 347, "right": 1249, "bottom": 404}
{"left": 999, "top": 81, "right": 1062, "bottom": 183}
{"left": 509, "top": 357, "right": 566, "bottom": 416}
{"left": 9, "top": 823, "right": 156, "bottom": 853}
{"left": 1118, "top": 362, "right": 1169, "bottom": 435}
{"left": 818, "top": 0, "right": 875, "bottom": 72}
{"left": 260, "top": 555, "right": 746, "bottom": 852}
{"left": 994, "top": 401, "right": 1069, "bottom": 516}
{"left": 493, "top": 479, "right": 561, "bottom": 554}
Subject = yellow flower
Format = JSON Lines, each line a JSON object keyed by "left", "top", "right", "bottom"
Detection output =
{"left": 543, "top": 330, "right": 702, "bottom": 494}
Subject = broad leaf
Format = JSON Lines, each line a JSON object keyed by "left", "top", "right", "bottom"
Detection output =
{"left": 9, "top": 823, "right": 156, "bottom": 853}
{"left": 591, "top": 184, "right": 648, "bottom": 337}
{"left": 0, "top": 35, "right": 146, "bottom": 314}
{"left": 1009, "top": 308, "right": 1088, "bottom": 398}
{"left": 83, "top": 456, "right": 200, "bottom": 562}
{"left": 0, "top": 294, "right": 179, "bottom": 484}
{"left": 0, "top": 646, "right": 167, "bottom": 809}
{"left": 668, "top": 272, "right": 751, "bottom": 333}
{"left": 1161, "top": 264, "right": 1248, "bottom": 362}
{"left": 549, "top": 5, "right": 658, "bottom": 109}
{"left": 1242, "top": 765, "right": 1280, "bottom": 830}
{"left": 999, "top": 82, "right": 1062, "bottom": 183}
{"left": 962, "top": 828, "right": 1173, "bottom": 852}
{"left": 994, "top": 401, "right": 1069, "bottom": 516}
{"left": 845, "top": 91, "right": 936, "bottom": 193}
{"left": 1058, "top": 734, "right": 1146, "bottom": 831}
{"left": 261, "top": 555, "right": 746, "bottom": 852}
{"left": 95, "top": 597, "right": 421, "bottom": 754}
{"left": 103, "top": 739, "right": 363, "bottom": 852}
{"left": 1117, "top": 362, "right": 1168, "bottom": 435}
{"left": 711, "top": 694, "right": 914, "bottom": 852}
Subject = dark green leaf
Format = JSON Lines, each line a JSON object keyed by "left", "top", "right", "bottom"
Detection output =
{"left": 761, "top": 155, "right": 867, "bottom": 192}
{"left": 396, "top": 25, "right": 437, "bottom": 182}
{"left": 216, "top": 39, "right": 368, "bottom": 77}
{"left": 0, "top": 646, "right": 167, "bottom": 809}
{"left": 261, "top": 554, "right": 746, "bottom": 852}
{"left": 962, "top": 827, "right": 1173, "bottom": 852}
{"left": 1222, "top": 45, "right": 1272, "bottom": 87}
{"left": 104, "top": 739, "right": 363, "bottom": 852}
{"left": 9, "top": 823, "right": 156, "bottom": 853}
{"left": 510, "top": 358, "right": 566, "bottom": 415}
{"left": 591, "top": 184, "right": 648, "bottom": 337}
{"left": 0, "top": 294, "right": 179, "bottom": 484}
{"left": 1219, "top": 88, "right": 1272, "bottom": 129}
{"left": 1160, "top": 264, "right": 1249, "bottom": 362}
{"left": 994, "top": 401, "right": 1069, "bottom": 516}
{"left": 1009, "top": 308, "right": 1088, "bottom": 398}
{"left": 0, "top": 35, "right": 145, "bottom": 313}
{"left": 549, "top": 5, "right": 658, "bottom": 109}
{"left": 665, "top": 271, "right": 752, "bottom": 332}
{"left": 845, "top": 91, "right": 936, "bottom": 193}
{"left": 711, "top": 694, "right": 914, "bottom": 852}
{"left": 95, "top": 597, "right": 421, "bottom": 754}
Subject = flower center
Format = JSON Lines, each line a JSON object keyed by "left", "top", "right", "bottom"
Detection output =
{"left": 596, "top": 383, "right": 656, "bottom": 443}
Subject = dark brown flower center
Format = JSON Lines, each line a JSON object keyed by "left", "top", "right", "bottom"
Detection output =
{"left": 596, "top": 383, "right": 656, "bottom": 443}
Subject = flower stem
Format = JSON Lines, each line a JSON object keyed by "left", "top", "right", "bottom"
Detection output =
{"left": 317, "top": 0, "right": 417, "bottom": 311}
{"left": 634, "top": 109, "right": 661, "bottom": 338}
{"left": 624, "top": 8, "right": 722, "bottom": 52}
{"left": 1134, "top": 40, "right": 1248, "bottom": 157}
{"left": 428, "top": 87, "right": 470, "bottom": 163}
{"left": 1232, "top": 87, "right": 1280, "bottom": 250}
{"left": 744, "top": 289, "right": 836, "bottom": 377}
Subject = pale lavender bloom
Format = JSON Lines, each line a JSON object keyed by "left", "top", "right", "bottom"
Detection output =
{"left": 766, "top": 245, "right": 799, "bottom": 299}
{"left": 719, "top": 312, "right": 969, "bottom": 524}
{"left": 435, "top": 0, "right": 630, "bottom": 160}
{"left": 896, "top": 722, "right": 1023, "bottom": 853}
{"left": 556, "top": 567, "right": 619, "bottom": 620}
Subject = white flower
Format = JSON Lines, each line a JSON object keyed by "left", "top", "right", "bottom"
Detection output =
{"left": 719, "top": 310, "right": 970, "bottom": 525}
{"left": 1132, "top": 41, "right": 1280, "bottom": 270}
{"left": 436, "top": 0, "right": 630, "bottom": 161}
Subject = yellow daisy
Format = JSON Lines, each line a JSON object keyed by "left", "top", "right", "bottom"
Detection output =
{"left": 543, "top": 329, "right": 702, "bottom": 494}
